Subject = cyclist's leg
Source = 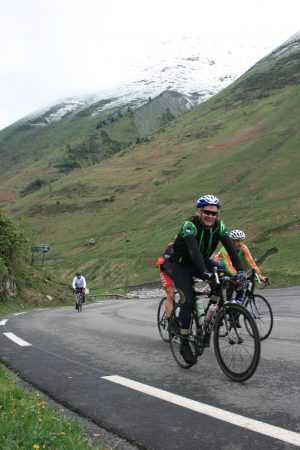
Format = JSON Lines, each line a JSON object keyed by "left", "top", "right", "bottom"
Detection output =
{"left": 172, "top": 264, "right": 196, "bottom": 363}
{"left": 75, "top": 289, "right": 79, "bottom": 310}
{"left": 234, "top": 287, "right": 244, "bottom": 304}
{"left": 160, "top": 268, "right": 174, "bottom": 318}
{"left": 172, "top": 264, "right": 194, "bottom": 331}
{"left": 77, "top": 289, "right": 83, "bottom": 304}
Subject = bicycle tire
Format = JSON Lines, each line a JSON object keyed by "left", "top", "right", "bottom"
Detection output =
{"left": 244, "top": 294, "right": 273, "bottom": 340}
{"left": 213, "top": 304, "right": 261, "bottom": 382}
{"left": 157, "top": 297, "right": 170, "bottom": 342}
{"left": 169, "top": 312, "right": 198, "bottom": 369}
{"left": 76, "top": 293, "right": 83, "bottom": 313}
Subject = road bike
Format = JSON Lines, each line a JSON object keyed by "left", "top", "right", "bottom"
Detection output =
{"left": 241, "top": 269, "right": 273, "bottom": 340}
{"left": 74, "top": 289, "right": 84, "bottom": 312}
{"left": 166, "top": 269, "right": 261, "bottom": 382}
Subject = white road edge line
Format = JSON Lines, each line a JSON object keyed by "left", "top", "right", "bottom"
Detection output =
{"left": 0, "top": 319, "right": 8, "bottom": 326}
{"left": 102, "top": 375, "right": 300, "bottom": 448}
{"left": 14, "top": 312, "right": 27, "bottom": 316}
{"left": 3, "top": 332, "right": 32, "bottom": 347}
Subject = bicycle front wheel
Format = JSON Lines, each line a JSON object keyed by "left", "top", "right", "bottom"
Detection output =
{"left": 244, "top": 294, "right": 273, "bottom": 340}
{"left": 157, "top": 297, "right": 170, "bottom": 342}
{"left": 76, "top": 294, "right": 82, "bottom": 312}
{"left": 214, "top": 304, "right": 260, "bottom": 382}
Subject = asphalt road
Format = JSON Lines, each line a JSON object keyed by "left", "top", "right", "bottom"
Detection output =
{"left": 1, "top": 287, "right": 300, "bottom": 450}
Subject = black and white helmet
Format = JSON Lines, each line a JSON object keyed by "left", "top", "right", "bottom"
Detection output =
{"left": 196, "top": 194, "right": 221, "bottom": 209}
{"left": 229, "top": 229, "right": 246, "bottom": 241}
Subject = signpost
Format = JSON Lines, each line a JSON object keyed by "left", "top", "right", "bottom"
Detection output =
{"left": 31, "top": 244, "right": 50, "bottom": 265}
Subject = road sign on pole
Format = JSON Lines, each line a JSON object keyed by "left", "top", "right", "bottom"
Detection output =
{"left": 31, "top": 244, "right": 50, "bottom": 253}
{"left": 31, "top": 244, "right": 50, "bottom": 265}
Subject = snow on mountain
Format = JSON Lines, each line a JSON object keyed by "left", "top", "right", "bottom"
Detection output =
{"left": 268, "top": 30, "right": 300, "bottom": 59}
{"left": 25, "top": 97, "right": 91, "bottom": 126}
{"left": 25, "top": 36, "right": 273, "bottom": 126}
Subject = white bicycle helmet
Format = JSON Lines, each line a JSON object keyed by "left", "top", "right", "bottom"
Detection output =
{"left": 196, "top": 194, "right": 221, "bottom": 209}
{"left": 229, "top": 229, "right": 246, "bottom": 241}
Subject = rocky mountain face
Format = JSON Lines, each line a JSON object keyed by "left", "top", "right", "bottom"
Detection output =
{"left": 0, "top": 34, "right": 277, "bottom": 180}
{"left": 0, "top": 89, "right": 194, "bottom": 179}
{"left": 6, "top": 35, "right": 273, "bottom": 131}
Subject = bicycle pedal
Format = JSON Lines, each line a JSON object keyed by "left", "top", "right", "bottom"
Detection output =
{"left": 168, "top": 320, "right": 178, "bottom": 336}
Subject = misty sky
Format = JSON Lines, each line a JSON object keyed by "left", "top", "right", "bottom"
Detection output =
{"left": 1, "top": 0, "right": 300, "bottom": 130}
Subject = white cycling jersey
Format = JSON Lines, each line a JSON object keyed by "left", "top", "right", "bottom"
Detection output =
{"left": 72, "top": 275, "right": 86, "bottom": 289}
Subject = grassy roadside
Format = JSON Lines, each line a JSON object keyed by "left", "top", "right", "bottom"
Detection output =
{"left": 0, "top": 285, "right": 129, "bottom": 318}
{"left": 0, "top": 291, "right": 73, "bottom": 316}
{"left": 0, "top": 364, "right": 105, "bottom": 450}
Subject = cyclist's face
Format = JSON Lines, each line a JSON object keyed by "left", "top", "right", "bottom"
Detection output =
{"left": 234, "top": 240, "right": 243, "bottom": 249}
{"left": 199, "top": 205, "right": 218, "bottom": 227}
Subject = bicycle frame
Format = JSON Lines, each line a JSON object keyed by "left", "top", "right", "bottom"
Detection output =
{"left": 189, "top": 270, "right": 237, "bottom": 346}
{"left": 241, "top": 269, "right": 268, "bottom": 303}
{"left": 75, "top": 289, "right": 84, "bottom": 311}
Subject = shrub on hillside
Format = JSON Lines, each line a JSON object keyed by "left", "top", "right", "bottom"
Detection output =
{"left": 21, "top": 178, "right": 46, "bottom": 197}
{"left": 0, "top": 211, "right": 27, "bottom": 298}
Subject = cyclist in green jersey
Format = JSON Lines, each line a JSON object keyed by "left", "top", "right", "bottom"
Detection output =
{"left": 169, "top": 195, "right": 245, "bottom": 363}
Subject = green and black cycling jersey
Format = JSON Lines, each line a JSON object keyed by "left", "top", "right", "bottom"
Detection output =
{"left": 172, "top": 215, "right": 244, "bottom": 275}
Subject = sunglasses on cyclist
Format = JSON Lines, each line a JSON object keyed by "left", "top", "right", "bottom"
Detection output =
{"left": 202, "top": 209, "right": 218, "bottom": 217}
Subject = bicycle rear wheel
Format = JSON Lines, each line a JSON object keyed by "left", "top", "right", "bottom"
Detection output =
{"left": 169, "top": 312, "right": 198, "bottom": 369}
{"left": 157, "top": 297, "right": 170, "bottom": 342}
{"left": 244, "top": 294, "right": 273, "bottom": 340}
{"left": 214, "top": 304, "right": 260, "bottom": 382}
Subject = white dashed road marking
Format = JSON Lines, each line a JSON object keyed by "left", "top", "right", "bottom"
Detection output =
{"left": 0, "top": 319, "right": 8, "bottom": 326}
{"left": 103, "top": 375, "right": 300, "bottom": 448}
{"left": 3, "top": 332, "right": 32, "bottom": 347}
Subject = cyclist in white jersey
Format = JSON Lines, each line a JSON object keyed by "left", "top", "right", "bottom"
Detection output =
{"left": 72, "top": 272, "right": 87, "bottom": 305}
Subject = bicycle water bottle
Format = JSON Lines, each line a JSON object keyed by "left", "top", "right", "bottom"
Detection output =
{"left": 195, "top": 299, "right": 205, "bottom": 319}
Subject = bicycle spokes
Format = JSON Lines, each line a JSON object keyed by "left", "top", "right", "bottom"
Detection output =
{"left": 214, "top": 304, "right": 260, "bottom": 382}
{"left": 157, "top": 297, "right": 171, "bottom": 342}
{"left": 245, "top": 295, "right": 273, "bottom": 341}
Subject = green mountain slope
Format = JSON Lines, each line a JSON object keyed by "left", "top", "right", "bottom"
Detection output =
{"left": 1, "top": 36, "right": 300, "bottom": 287}
{"left": 0, "top": 90, "right": 191, "bottom": 182}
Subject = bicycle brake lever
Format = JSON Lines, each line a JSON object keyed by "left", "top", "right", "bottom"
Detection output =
{"left": 213, "top": 267, "right": 220, "bottom": 285}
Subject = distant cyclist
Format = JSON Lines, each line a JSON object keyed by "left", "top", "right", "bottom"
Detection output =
{"left": 160, "top": 195, "right": 245, "bottom": 363}
{"left": 72, "top": 272, "right": 87, "bottom": 309}
{"left": 215, "top": 229, "right": 268, "bottom": 302}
